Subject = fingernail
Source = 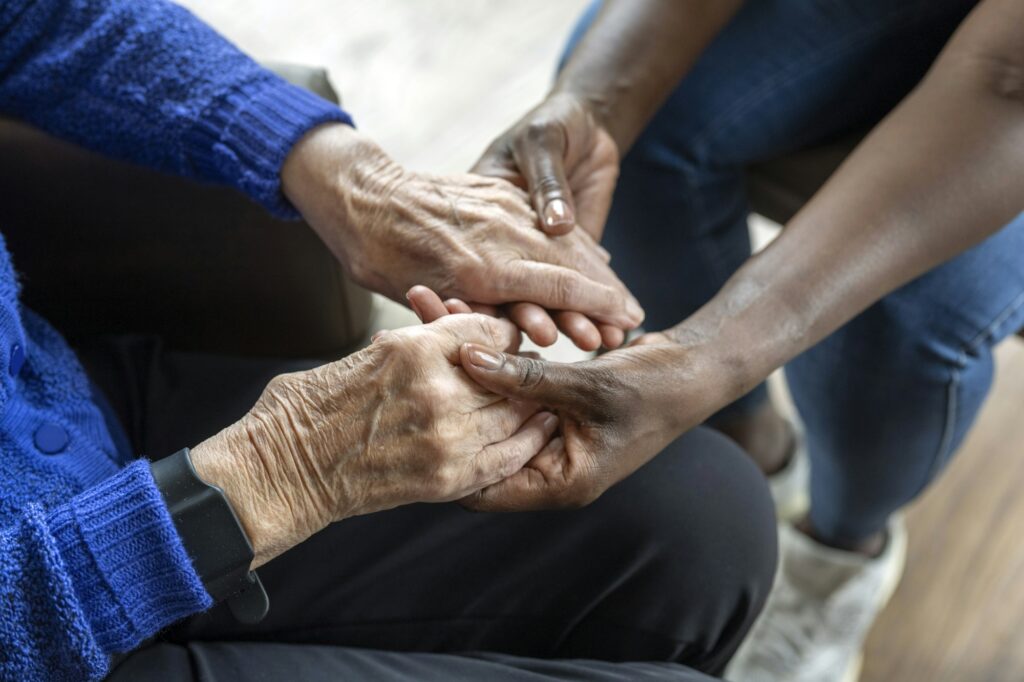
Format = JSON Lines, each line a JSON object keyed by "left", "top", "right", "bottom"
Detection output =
{"left": 541, "top": 412, "right": 558, "bottom": 430}
{"left": 467, "top": 345, "right": 504, "bottom": 370}
{"left": 408, "top": 298, "right": 422, "bottom": 320}
{"left": 544, "top": 198, "right": 572, "bottom": 228}
{"left": 626, "top": 298, "right": 645, "bottom": 325}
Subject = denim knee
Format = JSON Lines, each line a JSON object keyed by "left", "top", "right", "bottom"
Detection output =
{"left": 789, "top": 218, "right": 1024, "bottom": 541}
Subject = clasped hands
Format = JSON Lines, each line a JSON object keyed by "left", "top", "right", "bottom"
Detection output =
{"left": 192, "top": 97, "right": 729, "bottom": 568}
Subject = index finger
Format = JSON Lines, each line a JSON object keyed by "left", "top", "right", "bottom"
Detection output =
{"left": 461, "top": 436, "right": 568, "bottom": 512}
{"left": 430, "top": 313, "right": 522, "bottom": 361}
{"left": 501, "top": 261, "right": 642, "bottom": 328}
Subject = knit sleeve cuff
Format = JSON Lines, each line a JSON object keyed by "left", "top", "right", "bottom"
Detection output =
{"left": 184, "top": 74, "right": 355, "bottom": 218}
{"left": 48, "top": 461, "right": 212, "bottom": 654}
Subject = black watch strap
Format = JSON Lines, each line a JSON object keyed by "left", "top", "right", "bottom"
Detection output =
{"left": 151, "top": 448, "right": 269, "bottom": 623}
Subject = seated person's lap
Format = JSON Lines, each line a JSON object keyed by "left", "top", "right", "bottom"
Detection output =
{"left": 81, "top": 335, "right": 776, "bottom": 678}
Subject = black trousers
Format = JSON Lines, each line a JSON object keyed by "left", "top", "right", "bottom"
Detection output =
{"left": 80, "top": 337, "right": 777, "bottom": 681}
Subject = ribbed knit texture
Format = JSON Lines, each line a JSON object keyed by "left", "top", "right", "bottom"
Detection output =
{"left": 0, "top": 0, "right": 355, "bottom": 679}
{"left": 48, "top": 462, "right": 213, "bottom": 655}
{"left": 0, "top": 0, "right": 353, "bottom": 217}
{"left": 186, "top": 78, "right": 353, "bottom": 216}
{"left": 0, "top": 464, "right": 212, "bottom": 681}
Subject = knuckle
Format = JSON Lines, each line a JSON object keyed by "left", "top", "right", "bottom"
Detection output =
{"left": 522, "top": 119, "right": 563, "bottom": 148}
{"left": 533, "top": 174, "right": 564, "bottom": 197}
{"left": 376, "top": 327, "right": 411, "bottom": 354}
{"left": 263, "top": 373, "right": 292, "bottom": 396}
{"left": 426, "top": 376, "right": 460, "bottom": 405}
{"left": 431, "top": 462, "right": 461, "bottom": 495}
{"left": 346, "top": 258, "right": 371, "bottom": 287}
{"left": 431, "top": 416, "right": 464, "bottom": 446}
{"left": 414, "top": 390, "right": 440, "bottom": 418}
{"left": 471, "top": 457, "right": 500, "bottom": 485}
{"left": 419, "top": 439, "right": 447, "bottom": 473}
{"left": 555, "top": 273, "right": 581, "bottom": 305}
{"left": 499, "top": 443, "right": 529, "bottom": 478}
{"left": 518, "top": 358, "right": 546, "bottom": 390}
{"left": 475, "top": 315, "right": 509, "bottom": 349}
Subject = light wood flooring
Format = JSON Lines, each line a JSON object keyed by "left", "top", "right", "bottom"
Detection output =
{"left": 177, "top": 2, "right": 1024, "bottom": 679}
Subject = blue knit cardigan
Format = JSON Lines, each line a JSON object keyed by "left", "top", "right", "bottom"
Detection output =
{"left": 0, "top": 1, "right": 352, "bottom": 678}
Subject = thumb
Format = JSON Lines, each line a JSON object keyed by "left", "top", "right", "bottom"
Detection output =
{"left": 460, "top": 343, "right": 581, "bottom": 410}
{"left": 514, "top": 132, "right": 575, "bottom": 236}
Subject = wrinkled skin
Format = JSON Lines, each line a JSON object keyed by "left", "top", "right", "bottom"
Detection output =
{"left": 192, "top": 314, "right": 557, "bottom": 567}
{"left": 408, "top": 286, "right": 728, "bottom": 512}
{"left": 281, "top": 123, "right": 642, "bottom": 349}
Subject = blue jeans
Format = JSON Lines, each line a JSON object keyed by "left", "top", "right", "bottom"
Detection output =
{"left": 566, "top": 0, "right": 1024, "bottom": 543}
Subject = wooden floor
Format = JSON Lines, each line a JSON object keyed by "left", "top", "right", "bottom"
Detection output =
{"left": 861, "top": 337, "right": 1024, "bottom": 682}
{"left": 179, "top": 2, "right": 1024, "bottom": 679}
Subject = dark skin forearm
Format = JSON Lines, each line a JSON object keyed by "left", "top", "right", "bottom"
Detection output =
{"left": 667, "top": 0, "right": 1024, "bottom": 408}
{"left": 455, "top": 0, "right": 1022, "bottom": 513}
{"left": 553, "top": 0, "right": 744, "bottom": 152}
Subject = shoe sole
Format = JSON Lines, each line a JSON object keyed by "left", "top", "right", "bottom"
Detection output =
{"left": 840, "top": 516, "right": 908, "bottom": 682}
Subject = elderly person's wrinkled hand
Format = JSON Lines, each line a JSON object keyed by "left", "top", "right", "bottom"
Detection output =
{"left": 190, "top": 314, "right": 558, "bottom": 568}
{"left": 280, "top": 123, "right": 643, "bottom": 350}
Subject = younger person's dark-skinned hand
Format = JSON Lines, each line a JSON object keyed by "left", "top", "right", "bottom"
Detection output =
{"left": 407, "top": 286, "right": 734, "bottom": 511}
{"left": 473, "top": 93, "right": 625, "bottom": 350}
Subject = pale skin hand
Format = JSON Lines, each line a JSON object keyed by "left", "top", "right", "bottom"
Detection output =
{"left": 189, "top": 314, "right": 558, "bottom": 568}
{"left": 279, "top": 123, "right": 644, "bottom": 350}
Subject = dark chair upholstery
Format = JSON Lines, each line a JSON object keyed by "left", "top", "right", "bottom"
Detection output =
{"left": 0, "top": 63, "right": 371, "bottom": 359}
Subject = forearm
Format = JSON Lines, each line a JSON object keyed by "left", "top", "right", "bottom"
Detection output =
{"left": 281, "top": 123, "right": 401, "bottom": 278}
{"left": 553, "top": 0, "right": 744, "bottom": 151}
{"left": 669, "top": 0, "right": 1024, "bottom": 405}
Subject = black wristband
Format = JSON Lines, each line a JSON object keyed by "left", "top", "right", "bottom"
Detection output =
{"left": 151, "top": 448, "right": 269, "bottom": 623}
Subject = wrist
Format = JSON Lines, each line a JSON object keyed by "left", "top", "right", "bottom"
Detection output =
{"left": 661, "top": 324, "right": 757, "bottom": 414}
{"left": 663, "top": 269, "right": 812, "bottom": 411}
{"left": 281, "top": 123, "right": 403, "bottom": 277}
{"left": 191, "top": 426, "right": 313, "bottom": 569}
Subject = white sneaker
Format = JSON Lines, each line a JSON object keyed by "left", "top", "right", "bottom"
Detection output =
{"left": 768, "top": 428, "right": 809, "bottom": 522}
{"left": 726, "top": 517, "right": 907, "bottom": 682}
